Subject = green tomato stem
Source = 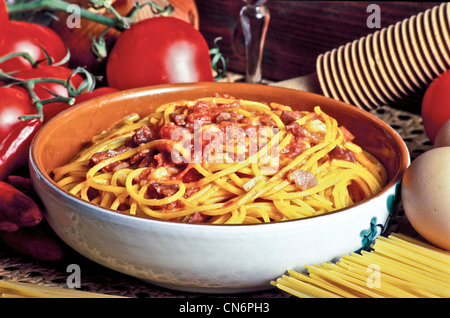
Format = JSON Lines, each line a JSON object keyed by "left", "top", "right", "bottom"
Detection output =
{"left": 0, "top": 52, "right": 37, "bottom": 67}
{"left": 7, "top": 0, "right": 175, "bottom": 31}
{"left": 7, "top": 0, "right": 175, "bottom": 62}
{"left": 21, "top": 83, "right": 45, "bottom": 121}
{"left": 25, "top": 78, "right": 69, "bottom": 86}
{"left": 0, "top": 68, "right": 84, "bottom": 121}
{"left": 7, "top": 0, "right": 128, "bottom": 31}
{"left": 210, "top": 37, "right": 228, "bottom": 81}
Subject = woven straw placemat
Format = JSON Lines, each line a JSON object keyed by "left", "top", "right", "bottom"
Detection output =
{"left": 0, "top": 99, "right": 431, "bottom": 298}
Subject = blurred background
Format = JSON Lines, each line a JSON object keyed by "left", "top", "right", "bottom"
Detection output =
{"left": 196, "top": 1, "right": 442, "bottom": 82}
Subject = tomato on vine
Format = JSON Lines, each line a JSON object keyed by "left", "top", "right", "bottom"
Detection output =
{"left": 12, "top": 65, "right": 85, "bottom": 100}
{"left": 0, "top": 87, "right": 35, "bottom": 139}
{"left": 106, "top": 17, "right": 214, "bottom": 90}
{"left": 0, "top": 21, "right": 68, "bottom": 72}
{"left": 0, "top": 0, "right": 9, "bottom": 48}
{"left": 0, "top": 63, "right": 115, "bottom": 178}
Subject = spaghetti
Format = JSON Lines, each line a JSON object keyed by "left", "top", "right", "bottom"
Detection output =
{"left": 0, "top": 280, "right": 124, "bottom": 298}
{"left": 52, "top": 96, "right": 387, "bottom": 224}
{"left": 272, "top": 233, "right": 450, "bottom": 298}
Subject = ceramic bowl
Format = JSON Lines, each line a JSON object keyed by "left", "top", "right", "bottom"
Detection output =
{"left": 29, "top": 82, "right": 409, "bottom": 293}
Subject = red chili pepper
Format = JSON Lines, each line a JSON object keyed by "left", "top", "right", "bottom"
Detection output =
{"left": 0, "top": 118, "right": 42, "bottom": 180}
{"left": 0, "top": 227, "right": 64, "bottom": 261}
{"left": 0, "top": 180, "right": 43, "bottom": 232}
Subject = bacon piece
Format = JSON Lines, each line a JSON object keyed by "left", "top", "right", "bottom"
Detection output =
{"left": 328, "top": 145, "right": 356, "bottom": 162}
{"left": 129, "top": 148, "right": 157, "bottom": 168}
{"left": 183, "top": 186, "right": 199, "bottom": 198}
{"left": 154, "top": 152, "right": 169, "bottom": 166}
{"left": 132, "top": 125, "right": 153, "bottom": 145}
{"left": 258, "top": 114, "right": 277, "bottom": 127}
{"left": 155, "top": 140, "right": 185, "bottom": 165}
{"left": 281, "top": 138, "right": 307, "bottom": 158}
{"left": 171, "top": 113, "right": 186, "bottom": 126}
{"left": 148, "top": 182, "right": 180, "bottom": 198}
{"left": 187, "top": 101, "right": 214, "bottom": 125}
{"left": 188, "top": 211, "right": 208, "bottom": 223}
{"left": 130, "top": 149, "right": 150, "bottom": 165}
{"left": 286, "top": 122, "right": 322, "bottom": 143}
{"left": 159, "top": 122, "right": 179, "bottom": 140}
{"left": 215, "top": 111, "right": 231, "bottom": 123}
{"left": 215, "top": 110, "right": 244, "bottom": 124}
{"left": 89, "top": 147, "right": 132, "bottom": 166}
{"left": 339, "top": 126, "right": 355, "bottom": 142}
{"left": 287, "top": 169, "right": 318, "bottom": 191}
{"left": 280, "top": 110, "right": 304, "bottom": 125}
{"left": 102, "top": 161, "right": 131, "bottom": 173}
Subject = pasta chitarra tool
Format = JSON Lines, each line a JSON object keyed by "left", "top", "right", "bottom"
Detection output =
{"left": 272, "top": 2, "right": 450, "bottom": 110}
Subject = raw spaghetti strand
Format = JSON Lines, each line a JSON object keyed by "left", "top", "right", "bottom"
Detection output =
{"left": 272, "top": 233, "right": 450, "bottom": 298}
{"left": 52, "top": 96, "right": 387, "bottom": 224}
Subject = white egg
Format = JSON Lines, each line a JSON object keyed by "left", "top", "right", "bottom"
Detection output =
{"left": 401, "top": 147, "right": 450, "bottom": 250}
{"left": 434, "top": 118, "right": 450, "bottom": 148}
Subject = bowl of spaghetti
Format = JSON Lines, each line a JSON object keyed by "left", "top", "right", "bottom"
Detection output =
{"left": 29, "top": 82, "right": 409, "bottom": 293}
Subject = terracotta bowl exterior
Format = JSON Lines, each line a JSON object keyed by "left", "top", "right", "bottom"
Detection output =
{"left": 29, "top": 82, "right": 409, "bottom": 293}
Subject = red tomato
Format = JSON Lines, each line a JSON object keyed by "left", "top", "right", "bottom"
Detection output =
{"left": 73, "top": 87, "right": 119, "bottom": 104}
{"left": 0, "top": 21, "right": 67, "bottom": 72}
{"left": 421, "top": 70, "right": 450, "bottom": 144}
{"left": 43, "top": 87, "right": 119, "bottom": 121}
{"left": 0, "top": 0, "right": 9, "bottom": 47}
{"left": 12, "top": 66, "right": 84, "bottom": 100}
{"left": 0, "top": 87, "right": 35, "bottom": 139}
{"left": 106, "top": 17, "right": 214, "bottom": 90}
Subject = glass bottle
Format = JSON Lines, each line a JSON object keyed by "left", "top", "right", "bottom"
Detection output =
{"left": 240, "top": 0, "right": 270, "bottom": 83}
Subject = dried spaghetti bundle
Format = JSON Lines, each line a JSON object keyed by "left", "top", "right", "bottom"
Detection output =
{"left": 272, "top": 233, "right": 450, "bottom": 298}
